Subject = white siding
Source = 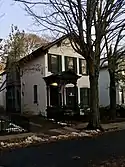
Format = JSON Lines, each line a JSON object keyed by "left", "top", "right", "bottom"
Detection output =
{"left": 99, "top": 68, "right": 120, "bottom": 106}
{"left": 0, "top": 74, "right": 6, "bottom": 109}
{"left": 47, "top": 38, "right": 90, "bottom": 105}
{"left": 21, "top": 55, "right": 47, "bottom": 116}
{"left": 99, "top": 68, "right": 110, "bottom": 106}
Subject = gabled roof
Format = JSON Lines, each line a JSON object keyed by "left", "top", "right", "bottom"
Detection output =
{"left": 0, "top": 34, "right": 70, "bottom": 76}
{"left": 19, "top": 34, "right": 69, "bottom": 65}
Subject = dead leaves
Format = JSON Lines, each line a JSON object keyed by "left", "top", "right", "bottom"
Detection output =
{"left": 92, "top": 156, "right": 125, "bottom": 167}
{"left": 0, "top": 129, "right": 102, "bottom": 150}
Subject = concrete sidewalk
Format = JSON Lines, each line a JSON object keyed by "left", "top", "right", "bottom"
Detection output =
{"left": 0, "top": 121, "right": 124, "bottom": 142}
{"left": 0, "top": 132, "right": 34, "bottom": 142}
{"left": 74, "top": 122, "right": 125, "bottom": 131}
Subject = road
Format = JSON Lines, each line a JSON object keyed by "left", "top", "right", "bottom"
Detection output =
{"left": 0, "top": 130, "right": 125, "bottom": 167}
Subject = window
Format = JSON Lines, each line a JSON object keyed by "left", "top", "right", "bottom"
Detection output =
{"left": 80, "top": 88, "right": 90, "bottom": 108}
{"left": 48, "top": 54, "right": 62, "bottom": 73}
{"left": 79, "top": 59, "right": 88, "bottom": 75}
{"left": 65, "top": 56, "right": 77, "bottom": 73}
{"left": 33, "top": 85, "right": 38, "bottom": 103}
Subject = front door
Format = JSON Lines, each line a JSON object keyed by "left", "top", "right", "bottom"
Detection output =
{"left": 50, "top": 85, "right": 62, "bottom": 106}
{"left": 66, "top": 87, "right": 78, "bottom": 108}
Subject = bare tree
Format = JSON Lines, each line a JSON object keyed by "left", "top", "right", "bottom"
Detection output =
{"left": 22, "top": 33, "right": 49, "bottom": 55}
{"left": 103, "top": 26, "right": 125, "bottom": 119}
{"left": 0, "top": 25, "right": 48, "bottom": 92}
{"left": 15, "top": 0, "right": 125, "bottom": 129}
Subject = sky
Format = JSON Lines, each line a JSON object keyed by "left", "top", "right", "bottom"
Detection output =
{"left": 0, "top": 0, "right": 39, "bottom": 39}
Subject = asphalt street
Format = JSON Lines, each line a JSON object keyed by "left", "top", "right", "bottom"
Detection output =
{"left": 0, "top": 130, "right": 125, "bottom": 167}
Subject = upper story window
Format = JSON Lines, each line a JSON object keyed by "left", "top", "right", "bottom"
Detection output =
{"left": 48, "top": 54, "right": 62, "bottom": 73}
{"left": 79, "top": 58, "right": 88, "bottom": 75}
{"left": 65, "top": 56, "right": 77, "bottom": 73}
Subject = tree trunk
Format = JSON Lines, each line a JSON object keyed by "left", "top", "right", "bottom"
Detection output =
{"left": 87, "top": 73, "right": 102, "bottom": 130}
{"left": 109, "top": 70, "right": 116, "bottom": 120}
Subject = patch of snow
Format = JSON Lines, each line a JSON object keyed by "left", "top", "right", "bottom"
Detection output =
{"left": 25, "top": 135, "right": 43, "bottom": 142}
{"left": 5, "top": 123, "right": 26, "bottom": 133}
{"left": 57, "top": 135, "right": 69, "bottom": 139}
{"left": 79, "top": 132, "right": 90, "bottom": 137}
{"left": 85, "top": 129, "right": 101, "bottom": 134}
{"left": 50, "top": 136, "right": 58, "bottom": 139}
{"left": 48, "top": 119, "right": 55, "bottom": 121}
{"left": 57, "top": 122, "right": 68, "bottom": 126}
{"left": 96, "top": 129, "right": 100, "bottom": 132}
{"left": 0, "top": 142, "right": 4, "bottom": 146}
{"left": 6, "top": 127, "right": 25, "bottom": 132}
{"left": 71, "top": 132, "right": 79, "bottom": 136}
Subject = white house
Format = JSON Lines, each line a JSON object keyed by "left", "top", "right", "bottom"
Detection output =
{"left": 19, "top": 35, "right": 90, "bottom": 116}
{"left": 99, "top": 58, "right": 124, "bottom": 107}
{"left": 0, "top": 35, "right": 124, "bottom": 116}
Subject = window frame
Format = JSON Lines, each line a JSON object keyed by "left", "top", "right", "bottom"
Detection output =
{"left": 79, "top": 58, "right": 88, "bottom": 75}
{"left": 65, "top": 56, "right": 77, "bottom": 73}
{"left": 48, "top": 53, "right": 62, "bottom": 73}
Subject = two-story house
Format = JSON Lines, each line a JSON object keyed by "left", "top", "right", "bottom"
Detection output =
{"left": 19, "top": 35, "right": 90, "bottom": 117}
{"left": 1, "top": 35, "right": 124, "bottom": 117}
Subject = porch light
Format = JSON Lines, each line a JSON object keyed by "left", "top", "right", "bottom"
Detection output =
{"left": 65, "top": 83, "right": 74, "bottom": 87}
{"left": 51, "top": 82, "right": 58, "bottom": 86}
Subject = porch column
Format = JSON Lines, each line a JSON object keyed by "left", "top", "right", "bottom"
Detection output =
{"left": 122, "top": 89, "right": 124, "bottom": 104}
{"left": 46, "top": 85, "right": 49, "bottom": 107}
{"left": 62, "top": 85, "right": 65, "bottom": 106}
{"left": 74, "top": 82, "right": 77, "bottom": 111}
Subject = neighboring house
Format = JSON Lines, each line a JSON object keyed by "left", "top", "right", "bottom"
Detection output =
{"left": 0, "top": 63, "right": 6, "bottom": 108}
{"left": 0, "top": 35, "right": 124, "bottom": 116}
{"left": 99, "top": 59, "right": 123, "bottom": 106}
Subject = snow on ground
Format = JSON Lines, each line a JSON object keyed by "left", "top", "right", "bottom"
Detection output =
{"left": 48, "top": 119, "right": 69, "bottom": 126}
{"left": 0, "top": 119, "right": 26, "bottom": 133}
{"left": 5, "top": 123, "right": 26, "bottom": 133}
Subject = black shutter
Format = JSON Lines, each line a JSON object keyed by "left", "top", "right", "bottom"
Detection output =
{"left": 86, "top": 61, "right": 89, "bottom": 75}
{"left": 80, "top": 88, "right": 83, "bottom": 108}
{"left": 34, "top": 85, "right": 38, "bottom": 104}
{"left": 87, "top": 88, "right": 90, "bottom": 106}
{"left": 58, "top": 55, "right": 62, "bottom": 72}
{"left": 79, "top": 59, "right": 82, "bottom": 74}
{"left": 65, "top": 56, "right": 68, "bottom": 71}
{"left": 73, "top": 57, "right": 77, "bottom": 73}
{"left": 48, "top": 54, "right": 51, "bottom": 72}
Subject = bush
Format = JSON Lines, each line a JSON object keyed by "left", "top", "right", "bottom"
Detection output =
{"left": 99, "top": 106, "right": 110, "bottom": 120}
{"left": 116, "top": 104, "right": 125, "bottom": 117}
{"left": 0, "top": 105, "right": 5, "bottom": 115}
{"left": 99, "top": 104, "right": 125, "bottom": 120}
